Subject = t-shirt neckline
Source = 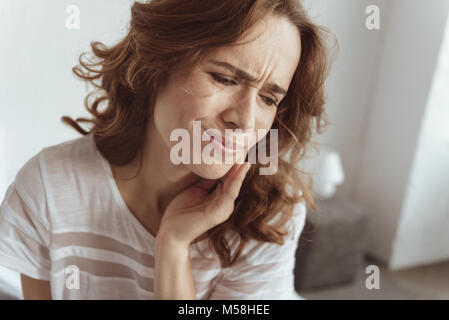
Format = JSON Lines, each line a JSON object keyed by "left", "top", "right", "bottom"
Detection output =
{"left": 88, "top": 133, "right": 157, "bottom": 243}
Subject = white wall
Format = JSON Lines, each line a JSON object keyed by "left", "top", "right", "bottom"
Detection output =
{"left": 391, "top": 15, "right": 449, "bottom": 269}
{"left": 304, "top": 0, "right": 449, "bottom": 270}
{"left": 303, "top": 0, "right": 392, "bottom": 199}
{"left": 0, "top": 0, "right": 134, "bottom": 197}
{"left": 352, "top": 0, "right": 449, "bottom": 268}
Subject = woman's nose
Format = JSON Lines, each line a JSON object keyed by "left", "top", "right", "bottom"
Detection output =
{"left": 223, "top": 90, "right": 256, "bottom": 132}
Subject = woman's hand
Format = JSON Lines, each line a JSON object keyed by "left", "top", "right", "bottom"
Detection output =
{"left": 156, "top": 162, "right": 251, "bottom": 247}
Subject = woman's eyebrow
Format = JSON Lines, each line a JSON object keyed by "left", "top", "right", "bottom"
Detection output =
{"left": 207, "top": 59, "right": 287, "bottom": 96}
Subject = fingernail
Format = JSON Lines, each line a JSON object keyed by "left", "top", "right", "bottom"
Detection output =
{"left": 245, "top": 163, "right": 251, "bottom": 173}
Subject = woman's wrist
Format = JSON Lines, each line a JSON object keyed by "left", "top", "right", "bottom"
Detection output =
{"left": 154, "top": 229, "right": 196, "bottom": 299}
{"left": 155, "top": 227, "right": 190, "bottom": 253}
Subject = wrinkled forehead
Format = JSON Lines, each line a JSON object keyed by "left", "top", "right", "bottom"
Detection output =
{"left": 203, "top": 15, "right": 302, "bottom": 90}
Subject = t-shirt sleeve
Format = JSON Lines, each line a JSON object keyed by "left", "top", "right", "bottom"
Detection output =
{"left": 0, "top": 152, "right": 51, "bottom": 280}
{"left": 207, "top": 202, "right": 307, "bottom": 300}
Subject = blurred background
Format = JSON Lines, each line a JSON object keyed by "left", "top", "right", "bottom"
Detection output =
{"left": 0, "top": 0, "right": 448, "bottom": 299}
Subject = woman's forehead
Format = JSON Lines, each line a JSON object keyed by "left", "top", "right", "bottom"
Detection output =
{"left": 204, "top": 16, "right": 301, "bottom": 89}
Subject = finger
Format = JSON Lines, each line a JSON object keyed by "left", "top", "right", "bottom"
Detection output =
{"left": 221, "top": 162, "right": 242, "bottom": 182}
{"left": 222, "top": 162, "right": 251, "bottom": 200}
{"left": 206, "top": 163, "right": 246, "bottom": 211}
{"left": 206, "top": 163, "right": 250, "bottom": 224}
{"left": 204, "top": 182, "right": 235, "bottom": 225}
{"left": 221, "top": 162, "right": 245, "bottom": 186}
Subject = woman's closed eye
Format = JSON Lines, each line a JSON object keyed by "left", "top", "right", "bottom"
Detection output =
{"left": 209, "top": 72, "right": 279, "bottom": 107}
{"left": 209, "top": 72, "right": 238, "bottom": 86}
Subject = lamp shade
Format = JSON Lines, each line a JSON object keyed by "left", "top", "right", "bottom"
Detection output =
{"left": 283, "top": 146, "right": 346, "bottom": 199}
{"left": 313, "top": 148, "right": 345, "bottom": 199}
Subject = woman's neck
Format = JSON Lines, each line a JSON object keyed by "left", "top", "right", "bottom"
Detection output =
{"left": 110, "top": 118, "right": 201, "bottom": 226}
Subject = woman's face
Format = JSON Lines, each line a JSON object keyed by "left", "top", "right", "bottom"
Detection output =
{"left": 153, "top": 14, "right": 302, "bottom": 179}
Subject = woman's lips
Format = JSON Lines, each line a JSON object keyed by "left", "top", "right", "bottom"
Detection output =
{"left": 204, "top": 129, "right": 243, "bottom": 156}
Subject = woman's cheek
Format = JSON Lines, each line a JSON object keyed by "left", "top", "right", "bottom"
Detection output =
{"left": 189, "top": 92, "right": 229, "bottom": 121}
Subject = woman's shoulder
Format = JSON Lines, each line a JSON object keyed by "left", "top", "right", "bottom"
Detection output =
{"left": 38, "top": 133, "right": 105, "bottom": 178}
{"left": 40, "top": 133, "right": 97, "bottom": 165}
{"left": 13, "top": 134, "right": 106, "bottom": 202}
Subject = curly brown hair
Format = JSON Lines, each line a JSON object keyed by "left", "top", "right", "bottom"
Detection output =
{"left": 62, "top": 0, "right": 336, "bottom": 268}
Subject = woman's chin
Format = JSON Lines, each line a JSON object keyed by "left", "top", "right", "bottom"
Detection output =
{"left": 186, "top": 162, "right": 234, "bottom": 180}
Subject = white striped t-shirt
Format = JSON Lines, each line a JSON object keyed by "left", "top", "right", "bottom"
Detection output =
{"left": 0, "top": 133, "right": 307, "bottom": 299}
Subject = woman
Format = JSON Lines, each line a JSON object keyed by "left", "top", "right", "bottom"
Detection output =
{"left": 0, "top": 0, "right": 332, "bottom": 299}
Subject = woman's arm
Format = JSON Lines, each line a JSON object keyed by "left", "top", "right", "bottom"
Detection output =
{"left": 153, "top": 233, "right": 196, "bottom": 299}
{"left": 153, "top": 163, "right": 250, "bottom": 299}
{"left": 21, "top": 274, "right": 52, "bottom": 300}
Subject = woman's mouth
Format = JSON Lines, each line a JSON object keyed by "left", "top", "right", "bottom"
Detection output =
{"left": 204, "top": 129, "right": 242, "bottom": 156}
